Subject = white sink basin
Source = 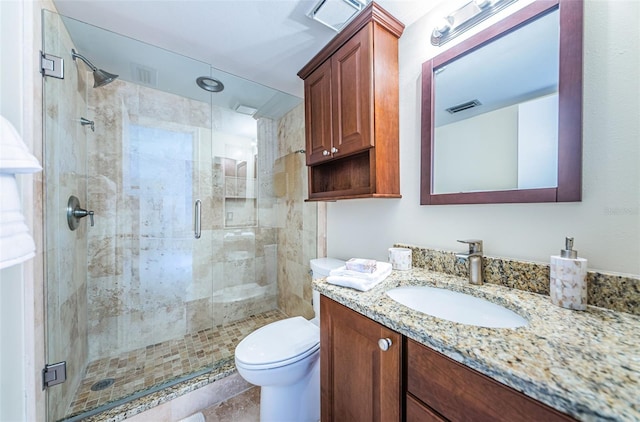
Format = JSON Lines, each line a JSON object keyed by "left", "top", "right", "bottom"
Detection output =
{"left": 386, "top": 286, "right": 528, "bottom": 328}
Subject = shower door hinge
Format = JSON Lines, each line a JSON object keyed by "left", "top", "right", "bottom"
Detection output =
{"left": 42, "top": 361, "right": 67, "bottom": 389}
{"left": 40, "top": 52, "right": 64, "bottom": 79}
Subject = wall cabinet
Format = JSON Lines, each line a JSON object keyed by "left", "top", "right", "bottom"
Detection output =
{"left": 320, "top": 296, "right": 402, "bottom": 422}
{"left": 298, "top": 2, "right": 404, "bottom": 200}
{"left": 322, "top": 296, "right": 576, "bottom": 422}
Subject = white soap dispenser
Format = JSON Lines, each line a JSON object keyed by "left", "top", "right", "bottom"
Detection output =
{"left": 550, "top": 237, "right": 588, "bottom": 310}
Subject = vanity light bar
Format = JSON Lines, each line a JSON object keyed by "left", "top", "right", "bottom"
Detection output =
{"left": 431, "top": 0, "right": 519, "bottom": 46}
{"left": 446, "top": 99, "right": 482, "bottom": 114}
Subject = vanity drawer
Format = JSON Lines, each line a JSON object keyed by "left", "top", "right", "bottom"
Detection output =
{"left": 406, "top": 393, "right": 446, "bottom": 422}
{"left": 406, "top": 339, "right": 575, "bottom": 422}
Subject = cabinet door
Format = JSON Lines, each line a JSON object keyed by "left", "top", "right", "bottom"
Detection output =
{"left": 304, "top": 59, "right": 333, "bottom": 165}
{"left": 321, "top": 296, "right": 401, "bottom": 422}
{"left": 331, "top": 24, "right": 373, "bottom": 158}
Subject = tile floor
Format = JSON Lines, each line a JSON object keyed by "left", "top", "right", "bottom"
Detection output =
{"left": 202, "top": 386, "right": 260, "bottom": 422}
{"left": 68, "top": 310, "right": 285, "bottom": 417}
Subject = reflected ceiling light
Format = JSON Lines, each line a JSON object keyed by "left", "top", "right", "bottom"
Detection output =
{"left": 431, "top": 0, "right": 518, "bottom": 46}
{"left": 308, "top": 0, "right": 367, "bottom": 32}
{"left": 196, "top": 76, "right": 224, "bottom": 92}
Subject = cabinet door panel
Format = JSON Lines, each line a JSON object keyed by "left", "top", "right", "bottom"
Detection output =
{"left": 305, "top": 59, "right": 333, "bottom": 165}
{"left": 331, "top": 24, "right": 373, "bottom": 157}
{"left": 321, "top": 296, "right": 401, "bottom": 422}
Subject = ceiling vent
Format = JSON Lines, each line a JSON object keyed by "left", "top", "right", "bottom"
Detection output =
{"left": 446, "top": 99, "right": 482, "bottom": 114}
{"left": 308, "top": 0, "right": 367, "bottom": 32}
{"left": 130, "top": 63, "right": 158, "bottom": 87}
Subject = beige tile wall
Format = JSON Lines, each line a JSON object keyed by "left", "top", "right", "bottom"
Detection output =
{"left": 274, "top": 104, "right": 318, "bottom": 319}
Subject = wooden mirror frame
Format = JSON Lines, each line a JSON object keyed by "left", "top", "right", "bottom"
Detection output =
{"left": 420, "top": 0, "right": 583, "bottom": 205}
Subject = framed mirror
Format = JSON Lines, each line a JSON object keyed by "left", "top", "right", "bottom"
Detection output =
{"left": 420, "top": 0, "right": 583, "bottom": 205}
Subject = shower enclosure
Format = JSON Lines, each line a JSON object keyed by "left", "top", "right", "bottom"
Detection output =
{"left": 42, "top": 10, "right": 315, "bottom": 421}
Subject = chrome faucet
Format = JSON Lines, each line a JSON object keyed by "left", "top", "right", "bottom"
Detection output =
{"left": 456, "top": 239, "right": 483, "bottom": 285}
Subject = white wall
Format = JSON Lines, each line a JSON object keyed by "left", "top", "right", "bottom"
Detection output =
{"left": 517, "top": 94, "right": 558, "bottom": 189}
{"left": 327, "top": 0, "right": 640, "bottom": 276}
{"left": 0, "top": 1, "right": 47, "bottom": 421}
{"left": 0, "top": 2, "right": 27, "bottom": 420}
{"left": 434, "top": 105, "right": 518, "bottom": 193}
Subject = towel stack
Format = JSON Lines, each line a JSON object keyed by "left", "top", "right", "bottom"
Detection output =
{"left": 0, "top": 115, "right": 42, "bottom": 270}
{"left": 326, "top": 259, "right": 392, "bottom": 292}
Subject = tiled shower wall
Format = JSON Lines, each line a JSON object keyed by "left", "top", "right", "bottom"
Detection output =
{"left": 85, "top": 80, "right": 278, "bottom": 361}
{"left": 274, "top": 104, "right": 318, "bottom": 319}
{"left": 42, "top": 11, "right": 90, "bottom": 420}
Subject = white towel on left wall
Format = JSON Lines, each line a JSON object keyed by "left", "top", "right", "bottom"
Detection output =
{"left": 0, "top": 174, "right": 36, "bottom": 269}
{"left": 327, "top": 261, "right": 392, "bottom": 291}
{"left": 0, "top": 115, "right": 42, "bottom": 173}
{"left": 0, "top": 115, "right": 42, "bottom": 270}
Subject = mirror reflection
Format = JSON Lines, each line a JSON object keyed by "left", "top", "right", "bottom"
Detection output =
{"left": 433, "top": 9, "right": 559, "bottom": 194}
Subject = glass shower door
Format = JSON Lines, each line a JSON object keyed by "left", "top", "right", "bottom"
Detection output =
{"left": 43, "top": 10, "right": 215, "bottom": 420}
{"left": 42, "top": 9, "right": 93, "bottom": 421}
{"left": 44, "top": 7, "right": 308, "bottom": 421}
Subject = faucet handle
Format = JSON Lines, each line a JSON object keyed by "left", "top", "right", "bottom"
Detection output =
{"left": 457, "top": 239, "right": 483, "bottom": 254}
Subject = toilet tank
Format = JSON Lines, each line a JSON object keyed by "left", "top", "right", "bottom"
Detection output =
{"left": 310, "top": 258, "right": 345, "bottom": 279}
{"left": 310, "top": 258, "right": 345, "bottom": 325}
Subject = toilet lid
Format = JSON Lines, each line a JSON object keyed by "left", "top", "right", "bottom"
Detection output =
{"left": 235, "top": 317, "right": 320, "bottom": 368}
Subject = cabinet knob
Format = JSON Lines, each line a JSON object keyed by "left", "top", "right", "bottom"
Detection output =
{"left": 378, "top": 338, "right": 392, "bottom": 351}
{"left": 331, "top": 147, "right": 339, "bottom": 154}
{"left": 322, "top": 150, "right": 330, "bottom": 156}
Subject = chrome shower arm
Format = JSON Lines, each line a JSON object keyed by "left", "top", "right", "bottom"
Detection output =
{"left": 71, "top": 49, "right": 98, "bottom": 72}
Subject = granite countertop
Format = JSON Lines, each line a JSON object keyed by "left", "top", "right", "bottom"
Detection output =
{"left": 313, "top": 268, "right": 640, "bottom": 422}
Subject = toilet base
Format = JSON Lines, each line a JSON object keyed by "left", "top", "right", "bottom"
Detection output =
{"left": 259, "top": 358, "right": 319, "bottom": 422}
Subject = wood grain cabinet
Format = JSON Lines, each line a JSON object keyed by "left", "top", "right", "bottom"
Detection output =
{"left": 320, "top": 297, "right": 576, "bottom": 422}
{"left": 320, "top": 296, "right": 402, "bottom": 422}
{"left": 298, "top": 2, "right": 404, "bottom": 200}
{"left": 406, "top": 339, "right": 576, "bottom": 422}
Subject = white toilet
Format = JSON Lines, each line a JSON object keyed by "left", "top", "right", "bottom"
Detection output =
{"left": 234, "top": 258, "right": 345, "bottom": 422}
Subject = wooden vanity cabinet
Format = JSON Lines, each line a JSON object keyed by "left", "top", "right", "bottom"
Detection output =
{"left": 298, "top": 2, "right": 404, "bottom": 200}
{"left": 406, "top": 339, "right": 575, "bottom": 422}
{"left": 321, "top": 297, "right": 576, "bottom": 422}
{"left": 320, "top": 296, "right": 402, "bottom": 422}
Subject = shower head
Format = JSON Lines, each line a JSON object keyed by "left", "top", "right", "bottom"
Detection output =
{"left": 92, "top": 68, "right": 119, "bottom": 88}
{"left": 71, "top": 49, "right": 119, "bottom": 88}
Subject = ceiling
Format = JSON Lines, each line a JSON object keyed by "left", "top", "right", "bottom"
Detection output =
{"left": 52, "top": 0, "right": 445, "bottom": 99}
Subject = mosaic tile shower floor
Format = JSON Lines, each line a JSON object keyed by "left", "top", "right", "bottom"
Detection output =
{"left": 68, "top": 309, "right": 286, "bottom": 417}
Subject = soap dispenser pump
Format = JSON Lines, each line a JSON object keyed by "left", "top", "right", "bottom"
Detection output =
{"left": 550, "top": 237, "right": 588, "bottom": 310}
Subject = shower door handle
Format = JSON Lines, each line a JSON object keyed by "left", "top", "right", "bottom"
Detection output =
{"left": 194, "top": 199, "right": 201, "bottom": 239}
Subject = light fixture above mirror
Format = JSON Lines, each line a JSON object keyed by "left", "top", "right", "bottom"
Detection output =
{"left": 431, "top": 0, "right": 519, "bottom": 46}
{"left": 421, "top": 0, "right": 583, "bottom": 205}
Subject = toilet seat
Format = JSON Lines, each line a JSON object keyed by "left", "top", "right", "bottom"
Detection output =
{"left": 235, "top": 317, "right": 320, "bottom": 370}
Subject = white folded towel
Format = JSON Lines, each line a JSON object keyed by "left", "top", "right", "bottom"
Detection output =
{"left": 330, "top": 261, "right": 392, "bottom": 279}
{"left": 327, "top": 261, "right": 392, "bottom": 291}
{"left": 0, "top": 174, "right": 36, "bottom": 269}
{"left": 0, "top": 115, "right": 42, "bottom": 173}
